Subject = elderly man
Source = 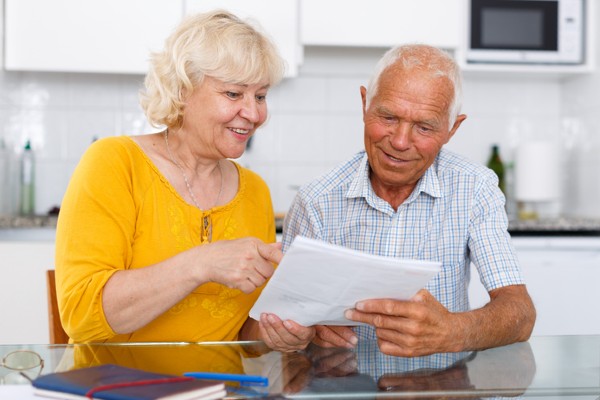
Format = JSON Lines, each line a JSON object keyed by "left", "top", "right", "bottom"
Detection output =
{"left": 256, "top": 44, "right": 535, "bottom": 357}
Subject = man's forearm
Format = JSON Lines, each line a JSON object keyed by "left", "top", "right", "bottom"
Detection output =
{"left": 458, "top": 284, "right": 536, "bottom": 351}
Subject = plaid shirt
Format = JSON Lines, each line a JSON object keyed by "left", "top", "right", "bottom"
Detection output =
{"left": 282, "top": 149, "right": 523, "bottom": 340}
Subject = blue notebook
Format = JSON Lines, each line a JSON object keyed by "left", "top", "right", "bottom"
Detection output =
{"left": 32, "top": 364, "right": 226, "bottom": 400}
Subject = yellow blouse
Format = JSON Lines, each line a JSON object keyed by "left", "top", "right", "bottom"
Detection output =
{"left": 55, "top": 136, "right": 275, "bottom": 343}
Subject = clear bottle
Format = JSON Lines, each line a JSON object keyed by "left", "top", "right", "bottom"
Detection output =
{"left": 487, "top": 144, "right": 505, "bottom": 194}
{"left": 0, "top": 139, "right": 19, "bottom": 216}
{"left": 0, "top": 139, "right": 8, "bottom": 215}
{"left": 20, "top": 140, "right": 35, "bottom": 215}
{"left": 504, "top": 161, "right": 517, "bottom": 220}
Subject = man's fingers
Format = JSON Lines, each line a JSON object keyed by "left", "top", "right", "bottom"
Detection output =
{"left": 355, "top": 298, "right": 418, "bottom": 316}
{"left": 345, "top": 308, "right": 374, "bottom": 325}
{"left": 411, "top": 289, "right": 432, "bottom": 302}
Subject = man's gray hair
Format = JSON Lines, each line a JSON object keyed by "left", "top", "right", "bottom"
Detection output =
{"left": 365, "top": 44, "right": 463, "bottom": 129}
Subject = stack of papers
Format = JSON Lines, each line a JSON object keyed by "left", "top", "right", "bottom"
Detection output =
{"left": 250, "top": 236, "right": 441, "bottom": 326}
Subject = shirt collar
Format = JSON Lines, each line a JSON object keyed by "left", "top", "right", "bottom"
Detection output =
{"left": 346, "top": 152, "right": 444, "bottom": 204}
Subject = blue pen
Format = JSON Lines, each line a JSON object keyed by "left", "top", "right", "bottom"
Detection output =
{"left": 183, "top": 372, "right": 269, "bottom": 387}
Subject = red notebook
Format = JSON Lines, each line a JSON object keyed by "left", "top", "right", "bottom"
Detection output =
{"left": 32, "top": 364, "right": 226, "bottom": 400}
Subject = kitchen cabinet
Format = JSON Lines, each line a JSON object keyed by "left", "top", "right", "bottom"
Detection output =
{"left": 469, "top": 237, "right": 600, "bottom": 336}
{"left": 0, "top": 240, "right": 55, "bottom": 344}
{"left": 184, "top": 0, "right": 301, "bottom": 77}
{"left": 300, "top": 0, "right": 462, "bottom": 50}
{"left": 4, "top": 0, "right": 182, "bottom": 74}
{"left": 4, "top": 0, "right": 300, "bottom": 76}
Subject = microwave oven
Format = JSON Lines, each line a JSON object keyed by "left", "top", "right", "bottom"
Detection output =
{"left": 467, "top": 0, "right": 585, "bottom": 65}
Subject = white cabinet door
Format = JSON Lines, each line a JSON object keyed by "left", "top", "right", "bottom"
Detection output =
{"left": 469, "top": 238, "right": 600, "bottom": 336}
{"left": 300, "top": 0, "right": 462, "bottom": 49}
{"left": 0, "top": 241, "right": 55, "bottom": 344}
{"left": 4, "top": 0, "right": 182, "bottom": 74}
{"left": 517, "top": 247, "right": 600, "bottom": 336}
{"left": 184, "top": 0, "right": 301, "bottom": 77}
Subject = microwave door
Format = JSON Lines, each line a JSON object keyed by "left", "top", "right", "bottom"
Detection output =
{"left": 467, "top": 0, "right": 583, "bottom": 65}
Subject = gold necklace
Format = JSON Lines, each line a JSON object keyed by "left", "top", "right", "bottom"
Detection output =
{"left": 163, "top": 130, "right": 223, "bottom": 211}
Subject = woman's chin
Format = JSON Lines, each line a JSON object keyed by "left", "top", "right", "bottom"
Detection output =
{"left": 226, "top": 149, "right": 246, "bottom": 160}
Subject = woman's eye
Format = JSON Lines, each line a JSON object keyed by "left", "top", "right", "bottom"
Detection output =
{"left": 226, "top": 91, "right": 241, "bottom": 99}
{"left": 256, "top": 94, "right": 267, "bottom": 102}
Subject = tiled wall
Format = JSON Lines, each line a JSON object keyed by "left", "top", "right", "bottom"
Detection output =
{"left": 246, "top": 47, "right": 569, "bottom": 215}
{"left": 561, "top": 3, "right": 600, "bottom": 218}
{"left": 0, "top": 47, "right": 573, "bottom": 216}
{"left": 1, "top": 18, "right": 598, "bottom": 218}
{"left": 0, "top": 71, "right": 150, "bottom": 214}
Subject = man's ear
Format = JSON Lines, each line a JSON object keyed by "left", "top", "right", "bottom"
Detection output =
{"left": 360, "top": 86, "right": 368, "bottom": 117}
{"left": 447, "top": 114, "right": 467, "bottom": 142}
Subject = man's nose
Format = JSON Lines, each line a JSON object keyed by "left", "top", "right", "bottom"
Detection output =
{"left": 389, "top": 123, "right": 412, "bottom": 150}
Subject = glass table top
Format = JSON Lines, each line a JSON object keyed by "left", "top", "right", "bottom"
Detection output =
{"left": 1, "top": 335, "right": 599, "bottom": 398}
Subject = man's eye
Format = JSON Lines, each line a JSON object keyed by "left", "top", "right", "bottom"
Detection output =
{"left": 417, "top": 125, "right": 433, "bottom": 134}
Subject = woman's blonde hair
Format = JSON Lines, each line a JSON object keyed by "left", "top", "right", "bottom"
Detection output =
{"left": 140, "top": 10, "right": 285, "bottom": 129}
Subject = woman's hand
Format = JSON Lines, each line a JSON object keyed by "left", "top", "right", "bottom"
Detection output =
{"left": 258, "top": 313, "right": 316, "bottom": 352}
{"left": 198, "top": 238, "right": 282, "bottom": 293}
{"left": 102, "top": 238, "right": 282, "bottom": 335}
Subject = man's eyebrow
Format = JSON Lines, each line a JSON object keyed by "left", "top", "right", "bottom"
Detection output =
{"left": 420, "top": 118, "right": 439, "bottom": 126}
{"left": 375, "top": 106, "right": 394, "bottom": 115}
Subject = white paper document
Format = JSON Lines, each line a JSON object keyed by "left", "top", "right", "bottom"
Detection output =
{"left": 250, "top": 236, "right": 441, "bottom": 326}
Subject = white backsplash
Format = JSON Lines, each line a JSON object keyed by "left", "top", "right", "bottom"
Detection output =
{"left": 1, "top": 46, "right": 599, "bottom": 217}
{"left": 561, "top": 67, "right": 600, "bottom": 217}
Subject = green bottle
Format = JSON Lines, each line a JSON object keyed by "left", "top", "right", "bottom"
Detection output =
{"left": 487, "top": 145, "right": 505, "bottom": 194}
{"left": 20, "top": 140, "right": 35, "bottom": 215}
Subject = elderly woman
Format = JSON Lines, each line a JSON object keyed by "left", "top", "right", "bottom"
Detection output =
{"left": 55, "top": 10, "right": 293, "bottom": 344}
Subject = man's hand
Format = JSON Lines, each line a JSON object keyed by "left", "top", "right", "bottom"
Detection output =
{"left": 345, "top": 285, "right": 535, "bottom": 357}
{"left": 344, "top": 289, "right": 463, "bottom": 357}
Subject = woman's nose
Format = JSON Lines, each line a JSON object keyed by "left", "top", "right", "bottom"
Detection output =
{"left": 240, "top": 98, "right": 261, "bottom": 123}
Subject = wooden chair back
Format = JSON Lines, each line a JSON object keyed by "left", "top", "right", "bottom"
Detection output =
{"left": 46, "top": 269, "right": 70, "bottom": 344}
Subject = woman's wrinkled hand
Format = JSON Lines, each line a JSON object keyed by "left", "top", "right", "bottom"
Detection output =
{"left": 281, "top": 352, "right": 312, "bottom": 393}
{"left": 307, "top": 344, "right": 358, "bottom": 377}
{"left": 258, "top": 313, "right": 316, "bottom": 352}
{"left": 313, "top": 326, "right": 358, "bottom": 349}
{"left": 199, "top": 238, "right": 282, "bottom": 293}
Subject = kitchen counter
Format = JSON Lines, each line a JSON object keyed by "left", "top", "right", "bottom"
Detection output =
{"left": 275, "top": 213, "right": 285, "bottom": 234}
{"left": 4, "top": 214, "right": 600, "bottom": 239}
{"left": 0, "top": 215, "right": 58, "bottom": 241}
{"left": 508, "top": 216, "right": 600, "bottom": 236}
{"left": 0, "top": 215, "right": 58, "bottom": 229}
